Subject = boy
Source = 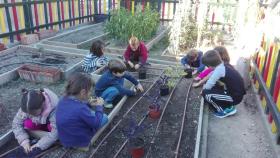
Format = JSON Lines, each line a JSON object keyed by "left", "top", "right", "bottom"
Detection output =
{"left": 201, "top": 50, "right": 246, "bottom": 118}
{"left": 95, "top": 59, "right": 144, "bottom": 108}
{"left": 124, "top": 36, "right": 148, "bottom": 70}
{"left": 181, "top": 49, "right": 205, "bottom": 75}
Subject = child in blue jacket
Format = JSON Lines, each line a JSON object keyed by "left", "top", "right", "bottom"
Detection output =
{"left": 181, "top": 49, "right": 205, "bottom": 75}
{"left": 95, "top": 59, "right": 144, "bottom": 108}
{"left": 56, "top": 72, "right": 108, "bottom": 151}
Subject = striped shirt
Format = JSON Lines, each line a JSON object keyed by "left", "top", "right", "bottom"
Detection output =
{"left": 82, "top": 53, "right": 109, "bottom": 73}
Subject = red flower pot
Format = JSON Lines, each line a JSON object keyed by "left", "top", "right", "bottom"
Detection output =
{"left": 129, "top": 138, "right": 145, "bottom": 158}
{"left": 149, "top": 105, "right": 161, "bottom": 119}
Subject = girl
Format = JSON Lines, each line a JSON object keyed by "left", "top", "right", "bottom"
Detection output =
{"left": 124, "top": 36, "right": 148, "bottom": 70}
{"left": 193, "top": 46, "right": 230, "bottom": 87}
{"left": 56, "top": 72, "right": 108, "bottom": 150}
{"left": 82, "top": 40, "right": 109, "bottom": 73}
{"left": 12, "top": 88, "right": 59, "bottom": 153}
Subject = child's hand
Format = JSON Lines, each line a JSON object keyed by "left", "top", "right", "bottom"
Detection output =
{"left": 21, "top": 142, "right": 31, "bottom": 153}
{"left": 134, "top": 64, "right": 140, "bottom": 70}
{"left": 89, "top": 97, "right": 104, "bottom": 106}
{"left": 136, "top": 83, "right": 144, "bottom": 92}
{"left": 192, "top": 82, "right": 201, "bottom": 88}
{"left": 184, "top": 64, "right": 190, "bottom": 69}
{"left": 128, "top": 61, "right": 134, "bottom": 68}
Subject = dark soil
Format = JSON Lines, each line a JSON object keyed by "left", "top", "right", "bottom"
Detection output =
{"left": 51, "top": 23, "right": 105, "bottom": 44}
{"left": 0, "top": 48, "right": 83, "bottom": 75}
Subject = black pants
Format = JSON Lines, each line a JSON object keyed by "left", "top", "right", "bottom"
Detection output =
{"left": 202, "top": 87, "right": 243, "bottom": 112}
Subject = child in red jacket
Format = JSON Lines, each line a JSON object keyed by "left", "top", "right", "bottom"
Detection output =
{"left": 123, "top": 36, "right": 148, "bottom": 70}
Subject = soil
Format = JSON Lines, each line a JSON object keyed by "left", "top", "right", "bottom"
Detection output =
{"left": 51, "top": 23, "right": 105, "bottom": 44}
{"left": 0, "top": 48, "right": 83, "bottom": 75}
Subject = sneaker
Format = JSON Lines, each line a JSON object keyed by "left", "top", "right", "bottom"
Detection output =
{"left": 104, "top": 103, "right": 113, "bottom": 109}
{"left": 214, "top": 106, "right": 237, "bottom": 118}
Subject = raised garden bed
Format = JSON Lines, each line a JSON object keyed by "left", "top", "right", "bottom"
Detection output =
{"left": 0, "top": 46, "right": 83, "bottom": 85}
{"left": 42, "top": 22, "right": 107, "bottom": 49}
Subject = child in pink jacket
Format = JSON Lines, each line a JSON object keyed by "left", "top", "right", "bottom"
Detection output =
{"left": 12, "top": 88, "right": 59, "bottom": 153}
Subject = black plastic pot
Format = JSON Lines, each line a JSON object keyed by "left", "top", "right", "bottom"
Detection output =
{"left": 138, "top": 68, "right": 146, "bottom": 79}
{"left": 128, "top": 137, "right": 145, "bottom": 158}
{"left": 160, "top": 85, "right": 169, "bottom": 96}
{"left": 184, "top": 68, "right": 193, "bottom": 78}
{"left": 94, "top": 14, "right": 110, "bottom": 23}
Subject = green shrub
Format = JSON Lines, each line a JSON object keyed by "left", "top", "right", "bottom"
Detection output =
{"left": 105, "top": 5, "right": 160, "bottom": 43}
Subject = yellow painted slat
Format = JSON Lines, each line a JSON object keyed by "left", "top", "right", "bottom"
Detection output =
{"left": 52, "top": 2, "right": 58, "bottom": 30}
{"left": 267, "top": 45, "right": 278, "bottom": 88}
{"left": 65, "top": 1, "right": 69, "bottom": 28}
{"left": 271, "top": 121, "right": 277, "bottom": 133}
{"left": 0, "top": 8, "right": 8, "bottom": 44}
{"left": 118, "top": 0, "right": 120, "bottom": 9}
{"left": 132, "top": 0, "right": 134, "bottom": 15}
{"left": 261, "top": 98, "right": 266, "bottom": 109}
{"left": 39, "top": 3, "right": 45, "bottom": 25}
{"left": 167, "top": 2, "right": 171, "bottom": 19}
{"left": 103, "top": 0, "right": 106, "bottom": 14}
{"left": 17, "top": 6, "right": 25, "bottom": 29}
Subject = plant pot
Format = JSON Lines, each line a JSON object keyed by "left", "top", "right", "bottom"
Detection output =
{"left": 0, "top": 43, "right": 6, "bottom": 51}
{"left": 17, "top": 64, "right": 61, "bottom": 83}
{"left": 184, "top": 68, "right": 193, "bottom": 78}
{"left": 21, "top": 34, "right": 39, "bottom": 45}
{"left": 129, "top": 137, "right": 145, "bottom": 158}
{"left": 148, "top": 105, "right": 161, "bottom": 119}
{"left": 160, "top": 85, "right": 169, "bottom": 96}
{"left": 138, "top": 68, "right": 146, "bottom": 79}
{"left": 94, "top": 14, "right": 110, "bottom": 23}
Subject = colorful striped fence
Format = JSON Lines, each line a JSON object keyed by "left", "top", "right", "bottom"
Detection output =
{"left": 253, "top": 34, "right": 280, "bottom": 142}
{"left": 0, "top": 0, "right": 178, "bottom": 45}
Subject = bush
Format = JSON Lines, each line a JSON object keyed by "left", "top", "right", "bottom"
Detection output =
{"left": 105, "top": 5, "right": 160, "bottom": 43}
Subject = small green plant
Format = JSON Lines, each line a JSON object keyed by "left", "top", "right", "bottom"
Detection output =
{"left": 105, "top": 5, "right": 160, "bottom": 43}
{"left": 164, "top": 65, "right": 186, "bottom": 88}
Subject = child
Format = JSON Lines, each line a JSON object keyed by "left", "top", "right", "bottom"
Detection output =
{"left": 124, "top": 36, "right": 148, "bottom": 70}
{"left": 193, "top": 46, "right": 230, "bottom": 87}
{"left": 12, "top": 88, "right": 59, "bottom": 153}
{"left": 95, "top": 59, "right": 144, "bottom": 108}
{"left": 181, "top": 49, "right": 205, "bottom": 75}
{"left": 82, "top": 40, "right": 109, "bottom": 73}
{"left": 56, "top": 72, "right": 108, "bottom": 150}
{"left": 201, "top": 50, "right": 246, "bottom": 118}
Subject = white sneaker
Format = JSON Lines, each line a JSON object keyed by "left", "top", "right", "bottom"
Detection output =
{"left": 104, "top": 103, "right": 113, "bottom": 109}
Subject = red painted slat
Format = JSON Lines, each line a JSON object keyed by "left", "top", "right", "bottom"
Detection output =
{"left": 61, "top": 0, "right": 65, "bottom": 28}
{"left": 48, "top": 1, "right": 53, "bottom": 29}
{"left": 162, "top": 0, "right": 165, "bottom": 19}
{"left": 11, "top": 0, "right": 20, "bottom": 40}
{"left": 34, "top": 1, "right": 39, "bottom": 31}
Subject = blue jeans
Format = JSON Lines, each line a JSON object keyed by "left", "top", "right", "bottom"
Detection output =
{"left": 101, "top": 87, "right": 120, "bottom": 104}
{"left": 91, "top": 112, "right": 108, "bottom": 127}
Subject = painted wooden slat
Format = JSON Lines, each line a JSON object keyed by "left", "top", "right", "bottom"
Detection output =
{"left": 99, "top": 0, "right": 101, "bottom": 14}
{"left": 162, "top": 0, "right": 165, "bottom": 19}
{"left": 4, "top": 0, "right": 14, "bottom": 42}
{"left": 108, "top": 0, "right": 112, "bottom": 11}
{"left": 33, "top": 0, "right": 39, "bottom": 31}
{"left": 64, "top": 0, "right": 69, "bottom": 28}
{"left": 267, "top": 45, "right": 278, "bottom": 89}
{"left": 56, "top": 0, "right": 62, "bottom": 30}
{"left": 67, "top": 0, "right": 72, "bottom": 26}
{"left": 89, "top": 0, "right": 93, "bottom": 21}
{"left": 72, "top": 0, "right": 75, "bottom": 25}
{"left": 78, "top": 0, "right": 81, "bottom": 23}
{"left": 87, "top": 0, "right": 90, "bottom": 21}
{"left": 94, "top": 0, "right": 98, "bottom": 14}
{"left": 264, "top": 45, "right": 274, "bottom": 83}
{"left": 167, "top": 1, "right": 171, "bottom": 19}
{"left": 103, "top": 0, "right": 106, "bottom": 14}
{"left": 270, "top": 48, "right": 280, "bottom": 94}
{"left": 0, "top": 7, "right": 8, "bottom": 44}
{"left": 75, "top": 0, "right": 79, "bottom": 25}
{"left": 11, "top": 0, "right": 20, "bottom": 40}
{"left": 61, "top": 0, "right": 65, "bottom": 28}
{"left": 52, "top": 2, "right": 58, "bottom": 30}
{"left": 173, "top": 0, "right": 176, "bottom": 15}
{"left": 142, "top": 0, "right": 145, "bottom": 11}
{"left": 132, "top": 0, "right": 134, "bottom": 15}
{"left": 43, "top": 0, "right": 49, "bottom": 29}
{"left": 48, "top": 1, "right": 54, "bottom": 29}
{"left": 81, "top": 0, "right": 85, "bottom": 22}
{"left": 113, "top": 0, "right": 115, "bottom": 9}
{"left": 18, "top": 6, "right": 25, "bottom": 29}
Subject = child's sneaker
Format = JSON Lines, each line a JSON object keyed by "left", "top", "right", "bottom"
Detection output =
{"left": 104, "top": 103, "right": 113, "bottom": 109}
{"left": 214, "top": 106, "right": 237, "bottom": 118}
